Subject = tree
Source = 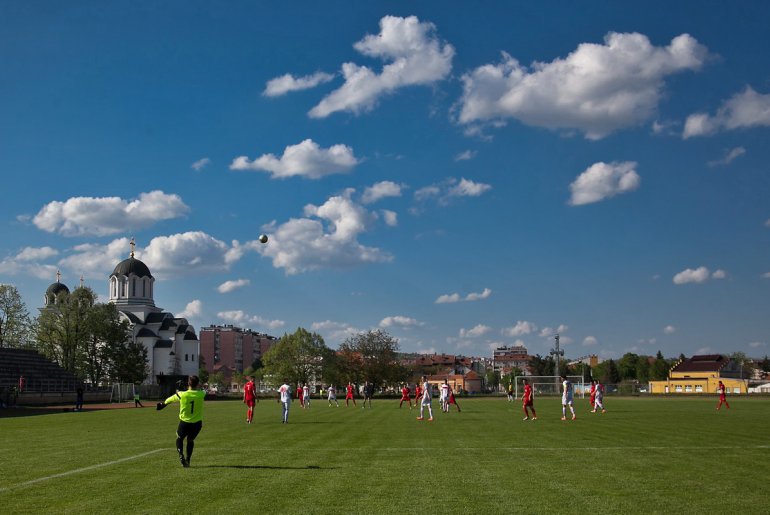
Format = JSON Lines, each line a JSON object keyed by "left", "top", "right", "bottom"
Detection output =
{"left": 197, "top": 354, "right": 209, "bottom": 384}
{"left": 262, "top": 328, "right": 332, "bottom": 387}
{"left": 485, "top": 370, "right": 500, "bottom": 392}
{"left": 617, "top": 353, "right": 640, "bottom": 381}
{"left": 760, "top": 355, "right": 770, "bottom": 373}
{"left": 651, "top": 351, "right": 670, "bottom": 380}
{"left": 338, "top": 330, "right": 406, "bottom": 388}
{"left": 528, "top": 354, "right": 555, "bottom": 376}
{"left": 104, "top": 341, "right": 148, "bottom": 384}
{"left": 35, "top": 287, "right": 95, "bottom": 374}
{"left": 0, "top": 284, "right": 32, "bottom": 348}
{"left": 636, "top": 357, "right": 651, "bottom": 383}
{"left": 81, "top": 302, "right": 131, "bottom": 385}
{"left": 606, "top": 359, "right": 621, "bottom": 384}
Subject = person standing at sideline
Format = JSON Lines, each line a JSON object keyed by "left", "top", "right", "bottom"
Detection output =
{"left": 522, "top": 378, "right": 537, "bottom": 421}
{"left": 716, "top": 380, "right": 730, "bottom": 410}
{"left": 327, "top": 384, "right": 339, "bottom": 407}
{"left": 417, "top": 376, "right": 433, "bottom": 421}
{"left": 278, "top": 381, "right": 292, "bottom": 423}
{"left": 560, "top": 375, "right": 576, "bottom": 421}
{"left": 243, "top": 376, "right": 257, "bottom": 424}
{"left": 134, "top": 388, "right": 144, "bottom": 408}
{"left": 75, "top": 386, "right": 84, "bottom": 411}
{"left": 156, "top": 375, "right": 206, "bottom": 468}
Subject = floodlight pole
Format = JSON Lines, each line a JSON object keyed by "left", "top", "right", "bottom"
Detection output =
{"left": 550, "top": 333, "right": 564, "bottom": 379}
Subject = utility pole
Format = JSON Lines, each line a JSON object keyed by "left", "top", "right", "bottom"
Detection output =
{"left": 550, "top": 333, "right": 564, "bottom": 379}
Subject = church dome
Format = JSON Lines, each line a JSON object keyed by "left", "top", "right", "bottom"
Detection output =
{"left": 111, "top": 257, "right": 153, "bottom": 278}
{"left": 46, "top": 281, "right": 70, "bottom": 297}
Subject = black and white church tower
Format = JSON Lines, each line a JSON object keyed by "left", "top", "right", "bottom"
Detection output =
{"left": 109, "top": 238, "right": 200, "bottom": 384}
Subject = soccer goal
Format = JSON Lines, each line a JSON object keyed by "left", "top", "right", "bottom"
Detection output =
{"left": 110, "top": 383, "right": 136, "bottom": 403}
{"left": 515, "top": 375, "right": 585, "bottom": 400}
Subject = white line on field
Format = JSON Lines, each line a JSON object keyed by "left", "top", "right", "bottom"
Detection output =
{"left": 233, "top": 445, "right": 770, "bottom": 452}
{"left": 0, "top": 448, "right": 166, "bottom": 494}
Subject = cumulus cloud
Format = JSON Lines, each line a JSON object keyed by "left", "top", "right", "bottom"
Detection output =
{"left": 673, "top": 266, "right": 727, "bottom": 285}
{"left": 263, "top": 72, "right": 335, "bottom": 97}
{"left": 380, "top": 210, "right": 398, "bottom": 227}
{"left": 663, "top": 325, "right": 676, "bottom": 334}
{"left": 707, "top": 147, "right": 746, "bottom": 167}
{"left": 457, "top": 32, "right": 708, "bottom": 139}
{"left": 582, "top": 336, "right": 599, "bottom": 346}
{"left": 539, "top": 325, "right": 569, "bottom": 338}
{"left": 309, "top": 15, "right": 454, "bottom": 118}
{"left": 31, "top": 191, "right": 190, "bottom": 237}
{"left": 0, "top": 247, "right": 59, "bottom": 279}
{"left": 454, "top": 150, "right": 477, "bottom": 161}
{"left": 252, "top": 191, "right": 393, "bottom": 275}
{"left": 362, "top": 181, "right": 403, "bottom": 204}
{"left": 436, "top": 288, "right": 492, "bottom": 304}
{"left": 230, "top": 139, "right": 359, "bottom": 179}
{"left": 502, "top": 320, "right": 537, "bottom": 337}
{"left": 16, "top": 246, "right": 58, "bottom": 261}
{"left": 379, "top": 316, "right": 423, "bottom": 328}
{"left": 217, "top": 279, "right": 250, "bottom": 294}
{"left": 459, "top": 324, "right": 492, "bottom": 338}
{"left": 683, "top": 86, "right": 770, "bottom": 138}
{"left": 217, "top": 310, "right": 285, "bottom": 330}
{"left": 415, "top": 177, "right": 492, "bottom": 206}
{"left": 179, "top": 300, "right": 203, "bottom": 319}
{"left": 569, "top": 161, "right": 640, "bottom": 206}
{"left": 191, "top": 157, "right": 211, "bottom": 171}
{"left": 311, "top": 320, "right": 361, "bottom": 342}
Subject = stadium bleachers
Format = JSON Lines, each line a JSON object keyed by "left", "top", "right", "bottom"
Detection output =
{"left": 0, "top": 348, "right": 79, "bottom": 393}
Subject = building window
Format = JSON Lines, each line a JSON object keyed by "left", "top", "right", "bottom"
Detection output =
{"left": 695, "top": 385, "right": 703, "bottom": 393}
{"left": 185, "top": 354, "right": 188, "bottom": 362}
{"left": 685, "top": 385, "right": 692, "bottom": 393}
{"left": 733, "top": 387, "right": 740, "bottom": 394}
{"left": 675, "top": 385, "right": 682, "bottom": 392}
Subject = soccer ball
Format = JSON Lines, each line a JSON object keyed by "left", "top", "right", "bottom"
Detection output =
{"left": 258, "top": 234, "right": 268, "bottom": 244}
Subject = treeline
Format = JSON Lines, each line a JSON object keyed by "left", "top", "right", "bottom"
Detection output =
{"left": 0, "top": 284, "right": 147, "bottom": 385}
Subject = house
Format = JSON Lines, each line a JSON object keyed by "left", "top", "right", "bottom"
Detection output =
{"left": 649, "top": 354, "right": 746, "bottom": 394}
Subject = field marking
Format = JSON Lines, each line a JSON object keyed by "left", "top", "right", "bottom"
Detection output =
{"left": 0, "top": 448, "right": 166, "bottom": 494}
{"left": 239, "top": 445, "right": 770, "bottom": 452}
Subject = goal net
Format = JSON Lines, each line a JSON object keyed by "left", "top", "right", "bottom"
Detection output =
{"left": 515, "top": 375, "right": 585, "bottom": 399}
{"left": 110, "top": 383, "right": 136, "bottom": 403}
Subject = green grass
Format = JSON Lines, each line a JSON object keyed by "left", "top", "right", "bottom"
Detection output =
{"left": 1, "top": 396, "right": 768, "bottom": 514}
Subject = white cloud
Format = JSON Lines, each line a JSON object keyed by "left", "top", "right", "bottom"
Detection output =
{"left": 761, "top": 272, "right": 770, "bottom": 279}
{"left": 0, "top": 247, "right": 59, "bottom": 280}
{"left": 672, "top": 266, "right": 727, "bottom": 285}
{"left": 502, "top": 320, "right": 537, "bottom": 337}
{"left": 59, "top": 238, "right": 134, "bottom": 279}
{"left": 707, "top": 147, "right": 746, "bottom": 167}
{"left": 15, "top": 246, "right": 58, "bottom": 261}
{"left": 415, "top": 177, "right": 492, "bottom": 206}
{"left": 31, "top": 190, "right": 190, "bottom": 237}
{"left": 380, "top": 210, "right": 398, "bottom": 227}
{"left": 569, "top": 161, "right": 640, "bottom": 206}
{"left": 263, "top": 72, "right": 335, "bottom": 97}
{"left": 436, "top": 288, "right": 491, "bottom": 304}
{"left": 362, "top": 181, "right": 403, "bottom": 204}
{"left": 749, "top": 341, "right": 766, "bottom": 348}
{"left": 191, "top": 157, "right": 211, "bottom": 171}
{"left": 309, "top": 15, "right": 454, "bottom": 118}
{"left": 179, "top": 300, "right": 203, "bottom": 319}
{"left": 454, "top": 150, "right": 477, "bottom": 161}
{"left": 683, "top": 86, "right": 770, "bottom": 138}
{"left": 459, "top": 324, "right": 492, "bottom": 338}
{"left": 253, "top": 192, "right": 392, "bottom": 275}
{"left": 447, "top": 178, "right": 492, "bottom": 198}
{"left": 582, "top": 336, "right": 599, "bottom": 346}
{"left": 217, "top": 310, "right": 285, "bottom": 330}
{"left": 663, "top": 325, "right": 676, "bottom": 334}
{"left": 539, "top": 325, "right": 569, "bottom": 338}
{"left": 230, "top": 139, "right": 359, "bottom": 179}
{"left": 696, "top": 346, "right": 713, "bottom": 355}
{"left": 311, "top": 320, "right": 360, "bottom": 342}
{"left": 217, "top": 279, "right": 250, "bottom": 294}
{"left": 379, "top": 316, "right": 423, "bottom": 328}
{"left": 458, "top": 32, "right": 708, "bottom": 139}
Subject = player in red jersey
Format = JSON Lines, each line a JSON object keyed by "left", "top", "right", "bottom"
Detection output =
{"left": 399, "top": 384, "right": 412, "bottom": 409}
{"left": 243, "top": 376, "right": 257, "bottom": 424}
{"left": 345, "top": 382, "right": 357, "bottom": 407}
{"left": 588, "top": 380, "right": 596, "bottom": 411}
{"left": 521, "top": 378, "right": 537, "bottom": 421}
{"left": 716, "top": 380, "right": 730, "bottom": 410}
{"left": 414, "top": 383, "right": 422, "bottom": 407}
{"left": 448, "top": 385, "right": 461, "bottom": 412}
{"left": 296, "top": 383, "right": 304, "bottom": 408}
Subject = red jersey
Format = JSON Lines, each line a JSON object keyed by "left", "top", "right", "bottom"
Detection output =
{"left": 296, "top": 387, "right": 304, "bottom": 400}
{"left": 523, "top": 384, "right": 532, "bottom": 403}
{"left": 346, "top": 384, "right": 354, "bottom": 397}
{"left": 415, "top": 386, "right": 422, "bottom": 399}
{"left": 401, "top": 387, "right": 410, "bottom": 399}
{"left": 244, "top": 381, "right": 256, "bottom": 401}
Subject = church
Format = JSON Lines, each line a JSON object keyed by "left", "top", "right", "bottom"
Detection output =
{"left": 44, "top": 239, "right": 201, "bottom": 385}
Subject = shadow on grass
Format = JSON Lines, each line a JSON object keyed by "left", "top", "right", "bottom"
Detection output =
{"left": 201, "top": 464, "right": 332, "bottom": 470}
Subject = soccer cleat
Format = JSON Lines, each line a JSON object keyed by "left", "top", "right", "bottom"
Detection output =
{"left": 523, "top": 417, "right": 529, "bottom": 421}
{"left": 179, "top": 454, "right": 188, "bottom": 468}
{"left": 561, "top": 416, "right": 567, "bottom": 420}
{"left": 428, "top": 417, "right": 433, "bottom": 421}
{"left": 532, "top": 417, "right": 537, "bottom": 420}
{"left": 591, "top": 410, "right": 596, "bottom": 413}
{"left": 416, "top": 416, "right": 424, "bottom": 420}
{"left": 571, "top": 415, "right": 577, "bottom": 420}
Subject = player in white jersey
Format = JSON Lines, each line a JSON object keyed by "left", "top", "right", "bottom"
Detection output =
{"left": 592, "top": 381, "right": 606, "bottom": 413}
{"left": 327, "top": 385, "right": 339, "bottom": 407}
{"left": 417, "top": 376, "right": 433, "bottom": 421}
{"left": 440, "top": 379, "right": 450, "bottom": 412}
{"left": 278, "top": 382, "right": 291, "bottom": 424}
{"left": 303, "top": 384, "right": 311, "bottom": 408}
{"left": 560, "top": 375, "right": 576, "bottom": 421}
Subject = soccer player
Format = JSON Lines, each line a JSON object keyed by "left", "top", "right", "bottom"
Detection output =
{"left": 716, "top": 380, "right": 730, "bottom": 410}
{"left": 134, "top": 389, "right": 144, "bottom": 408}
{"left": 399, "top": 384, "right": 412, "bottom": 409}
{"left": 303, "top": 383, "right": 311, "bottom": 408}
{"left": 414, "top": 382, "right": 422, "bottom": 408}
{"left": 296, "top": 383, "right": 305, "bottom": 408}
{"left": 345, "top": 382, "right": 357, "bottom": 407}
{"left": 560, "top": 375, "right": 576, "bottom": 421}
{"left": 243, "top": 375, "right": 256, "bottom": 424}
{"left": 328, "top": 384, "right": 339, "bottom": 407}
{"left": 448, "top": 385, "right": 461, "bottom": 412}
{"left": 278, "top": 381, "right": 292, "bottom": 423}
{"left": 417, "top": 376, "right": 433, "bottom": 421}
{"left": 522, "top": 378, "right": 536, "bottom": 421}
{"left": 507, "top": 382, "right": 514, "bottom": 402}
{"left": 592, "top": 380, "right": 606, "bottom": 413}
{"left": 156, "top": 375, "right": 206, "bottom": 468}
{"left": 588, "top": 380, "right": 596, "bottom": 411}
{"left": 440, "top": 379, "right": 450, "bottom": 412}
{"left": 362, "top": 381, "right": 374, "bottom": 408}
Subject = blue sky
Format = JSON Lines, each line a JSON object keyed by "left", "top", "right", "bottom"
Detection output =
{"left": 2, "top": 1, "right": 769, "bottom": 360}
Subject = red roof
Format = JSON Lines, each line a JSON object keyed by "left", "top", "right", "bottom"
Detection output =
{"left": 673, "top": 354, "right": 729, "bottom": 373}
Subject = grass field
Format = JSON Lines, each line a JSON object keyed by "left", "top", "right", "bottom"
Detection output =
{"left": 1, "top": 396, "right": 768, "bottom": 514}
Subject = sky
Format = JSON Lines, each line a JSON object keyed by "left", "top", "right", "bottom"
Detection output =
{"left": 1, "top": 1, "right": 769, "bottom": 361}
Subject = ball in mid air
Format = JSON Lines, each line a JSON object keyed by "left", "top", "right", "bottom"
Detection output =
{"left": 258, "top": 234, "right": 268, "bottom": 244}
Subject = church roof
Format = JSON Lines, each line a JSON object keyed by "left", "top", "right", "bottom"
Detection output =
{"left": 145, "top": 312, "right": 168, "bottom": 324}
{"left": 160, "top": 318, "right": 178, "bottom": 331}
{"left": 136, "top": 328, "right": 158, "bottom": 338}
{"left": 184, "top": 330, "right": 198, "bottom": 341}
{"left": 154, "top": 339, "right": 173, "bottom": 348}
{"left": 46, "top": 282, "right": 70, "bottom": 297}
{"left": 111, "top": 257, "right": 153, "bottom": 278}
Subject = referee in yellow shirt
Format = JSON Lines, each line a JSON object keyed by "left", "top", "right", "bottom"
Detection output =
{"left": 157, "top": 375, "right": 205, "bottom": 468}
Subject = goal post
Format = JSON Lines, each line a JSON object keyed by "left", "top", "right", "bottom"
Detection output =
{"left": 110, "top": 383, "right": 136, "bottom": 403}
{"left": 515, "top": 375, "right": 585, "bottom": 400}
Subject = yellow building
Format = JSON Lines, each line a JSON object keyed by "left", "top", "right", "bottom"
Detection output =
{"left": 650, "top": 354, "right": 746, "bottom": 394}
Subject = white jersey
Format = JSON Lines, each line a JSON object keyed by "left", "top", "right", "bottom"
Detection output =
{"left": 303, "top": 386, "right": 310, "bottom": 398}
{"left": 562, "top": 380, "right": 573, "bottom": 403}
{"left": 422, "top": 382, "right": 432, "bottom": 404}
{"left": 328, "top": 386, "right": 336, "bottom": 399}
{"left": 440, "top": 384, "right": 450, "bottom": 399}
{"left": 594, "top": 383, "right": 603, "bottom": 400}
{"left": 279, "top": 383, "right": 291, "bottom": 403}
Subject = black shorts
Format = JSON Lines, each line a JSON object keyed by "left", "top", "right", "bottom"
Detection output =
{"left": 176, "top": 420, "right": 203, "bottom": 441}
